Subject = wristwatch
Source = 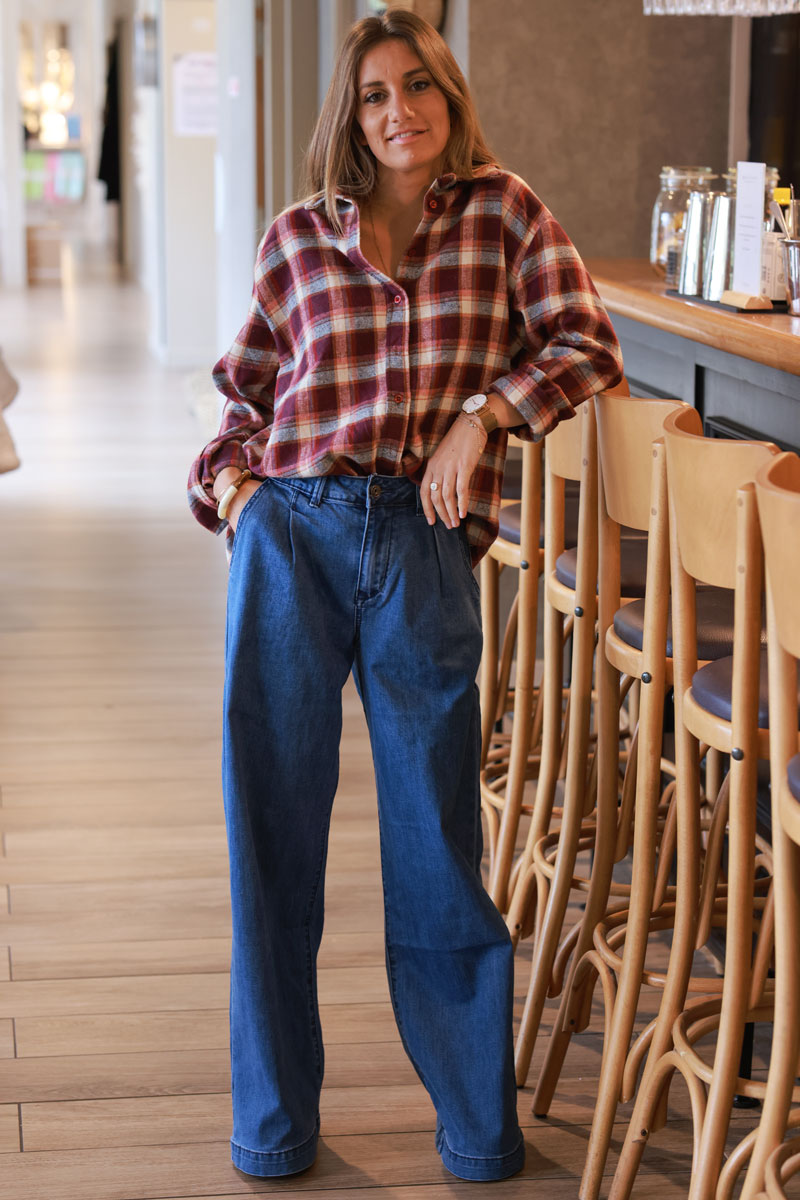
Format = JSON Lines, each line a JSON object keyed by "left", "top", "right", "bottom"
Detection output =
{"left": 462, "top": 393, "right": 499, "bottom": 434}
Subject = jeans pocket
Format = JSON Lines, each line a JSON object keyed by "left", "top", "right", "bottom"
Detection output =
{"left": 229, "top": 481, "right": 267, "bottom": 570}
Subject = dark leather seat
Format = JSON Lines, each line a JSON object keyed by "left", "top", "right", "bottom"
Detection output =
{"left": 555, "top": 537, "right": 649, "bottom": 598}
{"left": 690, "top": 649, "right": 800, "bottom": 727}
{"left": 497, "top": 482, "right": 581, "bottom": 550}
{"left": 612, "top": 587, "right": 765, "bottom": 661}
{"left": 788, "top": 753, "right": 800, "bottom": 802}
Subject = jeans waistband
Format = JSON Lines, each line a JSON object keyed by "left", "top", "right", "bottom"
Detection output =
{"left": 273, "top": 474, "right": 423, "bottom": 512}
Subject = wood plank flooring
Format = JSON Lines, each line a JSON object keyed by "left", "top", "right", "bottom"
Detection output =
{"left": 0, "top": 277, "right": 762, "bottom": 1198}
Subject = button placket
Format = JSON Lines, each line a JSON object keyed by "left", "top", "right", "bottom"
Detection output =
{"left": 382, "top": 284, "right": 411, "bottom": 465}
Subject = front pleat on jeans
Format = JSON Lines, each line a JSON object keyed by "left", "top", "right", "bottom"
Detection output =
{"left": 430, "top": 521, "right": 446, "bottom": 594}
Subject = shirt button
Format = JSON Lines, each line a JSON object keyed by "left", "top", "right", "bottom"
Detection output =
{"left": 429, "top": 198, "right": 438, "bottom": 209}
{"left": 394, "top": 393, "right": 403, "bottom": 403}
{"left": 393, "top": 295, "right": 402, "bottom": 304}
{"left": 369, "top": 484, "right": 382, "bottom": 499}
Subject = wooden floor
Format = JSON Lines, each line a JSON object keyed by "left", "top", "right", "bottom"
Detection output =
{"left": 0, "top": 272, "right": 762, "bottom": 1198}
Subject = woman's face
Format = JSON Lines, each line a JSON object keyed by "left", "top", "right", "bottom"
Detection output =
{"left": 355, "top": 39, "right": 451, "bottom": 186}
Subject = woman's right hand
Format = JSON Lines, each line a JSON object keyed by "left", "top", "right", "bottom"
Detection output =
{"left": 226, "top": 479, "right": 262, "bottom": 533}
{"left": 213, "top": 468, "right": 263, "bottom": 533}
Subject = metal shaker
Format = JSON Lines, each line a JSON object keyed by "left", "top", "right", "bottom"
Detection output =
{"left": 676, "top": 190, "right": 712, "bottom": 296}
{"left": 780, "top": 238, "right": 800, "bottom": 316}
{"left": 702, "top": 193, "right": 734, "bottom": 302}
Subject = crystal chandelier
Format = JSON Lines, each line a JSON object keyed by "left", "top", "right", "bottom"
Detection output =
{"left": 644, "top": 0, "right": 800, "bottom": 12}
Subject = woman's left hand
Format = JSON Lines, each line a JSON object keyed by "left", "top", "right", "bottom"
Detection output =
{"left": 421, "top": 415, "right": 487, "bottom": 529}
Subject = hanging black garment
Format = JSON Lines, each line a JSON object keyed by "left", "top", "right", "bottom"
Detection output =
{"left": 98, "top": 39, "right": 121, "bottom": 202}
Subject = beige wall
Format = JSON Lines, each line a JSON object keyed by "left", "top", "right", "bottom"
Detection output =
{"left": 468, "top": 1, "right": 732, "bottom": 259}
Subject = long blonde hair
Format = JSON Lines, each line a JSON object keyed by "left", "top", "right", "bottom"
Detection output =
{"left": 302, "top": 10, "right": 500, "bottom": 236}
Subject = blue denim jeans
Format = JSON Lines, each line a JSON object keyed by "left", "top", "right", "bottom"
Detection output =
{"left": 222, "top": 473, "right": 524, "bottom": 1181}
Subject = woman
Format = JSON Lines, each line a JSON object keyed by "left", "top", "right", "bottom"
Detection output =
{"left": 188, "top": 9, "right": 622, "bottom": 1183}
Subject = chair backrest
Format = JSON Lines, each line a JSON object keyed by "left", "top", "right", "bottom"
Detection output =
{"left": 595, "top": 392, "right": 686, "bottom": 531}
{"left": 663, "top": 406, "right": 780, "bottom": 589}
{"left": 545, "top": 400, "right": 588, "bottom": 483}
{"left": 756, "top": 451, "right": 800, "bottom": 661}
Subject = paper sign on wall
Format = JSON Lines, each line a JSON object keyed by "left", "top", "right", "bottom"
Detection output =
{"left": 172, "top": 52, "right": 218, "bottom": 138}
{"left": 732, "top": 161, "right": 766, "bottom": 297}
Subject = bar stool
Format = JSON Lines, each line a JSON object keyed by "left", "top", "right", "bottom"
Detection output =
{"left": 539, "top": 400, "right": 751, "bottom": 1193}
{"left": 721, "top": 451, "right": 800, "bottom": 1200}
{"left": 481, "top": 460, "right": 587, "bottom": 912}
{"left": 523, "top": 393, "right": 685, "bottom": 1187}
{"left": 480, "top": 437, "right": 544, "bottom": 909}
{"left": 482, "top": 384, "right": 631, "bottom": 915}
{"left": 511, "top": 397, "right": 648, "bottom": 1083}
{"left": 609, "top": 407, "right": 780, "bottom": 1200}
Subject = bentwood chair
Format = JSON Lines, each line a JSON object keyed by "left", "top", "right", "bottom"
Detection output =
{"left": 510, "top": 396, "right": 650, "bottom": 1085}
{"left": 609, "top": 408, "right": 780, "bottom": 1200}
{"left": 525, "top": 393, "right": 685, "bottom": 1188}
{"left": 727, "top": 452, "right": 800, "bottom": 1200}
{"left": 481, "top": 385, "right": 631, "bottom": 913}
{"left": 492, "top": 397, "right": 600, "bottom": 972}
{"left": 535, "top": 404, "right": 758, "bottom": 1193}
{"left": 480, "top": 437, "right": 544, "bottom": 910}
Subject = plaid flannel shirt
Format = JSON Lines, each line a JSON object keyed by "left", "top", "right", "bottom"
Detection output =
{"left": 187, "top": 166, "right": 623, "bottom": 564}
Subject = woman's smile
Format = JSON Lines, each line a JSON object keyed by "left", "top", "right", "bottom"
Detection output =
{"left": 388, "top": 128, "right": 426, "bottom": 142}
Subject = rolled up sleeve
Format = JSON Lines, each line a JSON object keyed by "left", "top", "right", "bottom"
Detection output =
{"left": 488, "top": 187, "right": 623, "bottom": 442}
{"left": 186, "top": 254, "right": 280, "bottom": 534}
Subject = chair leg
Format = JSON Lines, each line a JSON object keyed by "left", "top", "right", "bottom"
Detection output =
{"left": 740, "top": 836, "right": 800, "bottom": 1199}
{"left": 514, "top": 596, "right": 596, "bottom": 1086}
{"left": 494, "top": 590, "right": 520, "bottom": 725}
{"left": 479, "top": 554, "right": 501, "bottom": 769}
{"left": 689, "top": 751, "right": 759, "bottom": 1200}
{"left": 705, "top": 746, "right": 724, "bottom": 811}
{"left": 488, "top": 554, "right": 540, "bottom": 912}
{"left": 530, "top": 617, "right": 624, "bottom": 1116}
{"left": 505, "top": 601, "right": 566, "bottom": 942}
{"left": 578, "top": 681, "right": 669, "bottom": 1200}
{"left": 607, "top": 723, "right": 703, "bottom": 1200}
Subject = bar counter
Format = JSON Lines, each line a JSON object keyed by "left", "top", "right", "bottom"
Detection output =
{"left": 585, "top": 257, "right": 800, "bottom": 450}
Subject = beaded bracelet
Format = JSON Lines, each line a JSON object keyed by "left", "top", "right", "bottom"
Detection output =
{"left": 458, "top": 411, "right": 489, "bottom": 445}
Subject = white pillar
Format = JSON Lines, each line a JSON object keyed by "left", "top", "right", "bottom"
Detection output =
{"left": 214, "top": 0, "right": 258, "bottom": 353}
{"left": 155, "top": 0, "right": 217, "bottom": 365}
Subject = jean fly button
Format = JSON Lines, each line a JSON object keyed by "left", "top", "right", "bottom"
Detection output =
{"left": 369, "top": 484, "right": 382, "bottom": 500}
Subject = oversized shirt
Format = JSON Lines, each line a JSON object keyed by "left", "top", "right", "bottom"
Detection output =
{"left": 187, "top": 166, "right": 623, "bottom": 564}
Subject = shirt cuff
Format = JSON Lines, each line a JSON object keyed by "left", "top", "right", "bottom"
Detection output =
{"left": 488, "top": 373, "right": 576, "bottom": 443}
{"left": 189, "top": 444, "right": 251, "bottom": 534}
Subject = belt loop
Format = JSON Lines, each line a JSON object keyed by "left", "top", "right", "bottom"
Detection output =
{"left": 415, "top": 483, "right": 424, "bottom": 516}
{"left": 309, "top": 476, "right": 328, "bottom": 508}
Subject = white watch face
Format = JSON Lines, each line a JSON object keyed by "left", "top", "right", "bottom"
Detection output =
{"left": 463, "top": 394, "right": 487, "bottom": 414}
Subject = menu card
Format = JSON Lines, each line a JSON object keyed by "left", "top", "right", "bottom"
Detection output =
{"left": 732, "top": 161, "right": 766, "bottom": 297}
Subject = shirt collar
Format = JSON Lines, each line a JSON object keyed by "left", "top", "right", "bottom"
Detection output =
{"left": 303, "top": 167, "right": 496, "bottom": 214}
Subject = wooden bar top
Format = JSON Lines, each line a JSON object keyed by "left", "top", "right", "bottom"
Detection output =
{"left": 585, "top": 257, "right": 800, "bottom": 378}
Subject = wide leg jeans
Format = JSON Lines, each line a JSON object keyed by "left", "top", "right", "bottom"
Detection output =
{"left": 222, "top": 473, "right": 524, "bottom": 1181}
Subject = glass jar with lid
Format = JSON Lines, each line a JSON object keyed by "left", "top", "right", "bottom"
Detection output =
{"left": 650, "top": 166, "right": 716, "bottom": 283}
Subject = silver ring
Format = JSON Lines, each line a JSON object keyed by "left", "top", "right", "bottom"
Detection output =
{"left": 430, "top": 481, "right": 439, "bottom": 492}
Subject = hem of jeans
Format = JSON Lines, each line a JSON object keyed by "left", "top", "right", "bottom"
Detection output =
{"left": 230, "top": 1123, "right": 319, "bottom": 1177}
{"left": 436, "top": 1126, "right": 525, "bottom": 1182}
